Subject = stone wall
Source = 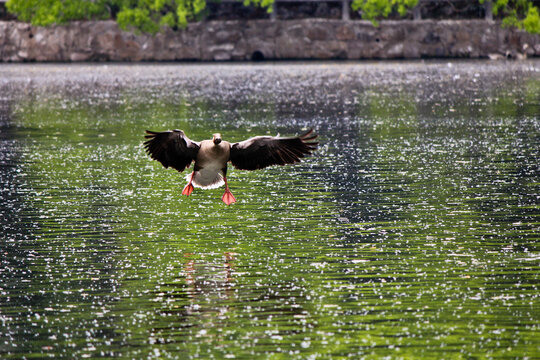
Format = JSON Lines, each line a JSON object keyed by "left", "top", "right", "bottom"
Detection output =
{"left": 1, "top": 19, "right": 539, "bottom": 62}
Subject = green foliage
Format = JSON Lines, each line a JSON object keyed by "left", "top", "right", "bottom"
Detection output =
{"left": 116, "top": 6, "right": 160, "bottom": 33}
{"left": 350, "top": 0, "right": 418, "bottom": 25}
{"left": 6, "top": 0, "right": 110, "bottom": 26}
{"left": 481, "top": 0, "right": 540, "bottom": 34}
{"left": 5, "top": 0, "right": 540, "bottom": 34}
{"left": 243, "top": 0, "right": 274, "bottom": 14}
{"left": 523, "top": 5, "right": 540, "bottom": 33}
{"left": 6, "top": 0, "right": 207, "bottom": 32}
{"left": 115, "top": 0, "right": 207, "bottom": 33}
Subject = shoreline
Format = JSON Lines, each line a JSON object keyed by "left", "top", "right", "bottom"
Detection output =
{"left": 1, "top": 19, "right": 539, "bottom": 62}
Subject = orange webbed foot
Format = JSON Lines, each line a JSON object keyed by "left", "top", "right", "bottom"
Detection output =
{"left": 182, "top": 183, "right": 194, "bottom": 196}
{"left": 222, "top": 188, "right": 236, "bottom": 205}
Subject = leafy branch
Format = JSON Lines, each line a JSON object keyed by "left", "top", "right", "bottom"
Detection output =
{"left": 5, "top": 0, "right": 540, "bottom": 34}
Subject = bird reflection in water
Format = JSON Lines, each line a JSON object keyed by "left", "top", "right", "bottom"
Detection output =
{"left": 183, "top": 252, "right": 237, "bottom": 316}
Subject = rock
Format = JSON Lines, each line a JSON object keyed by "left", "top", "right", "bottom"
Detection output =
{"left": 306, "top": 25, "right": 329, "bottom": 41}
{"left": 386, "top": 42, "right": 404, "bottom": 58}
{"left": 215, "top": 29, "right": 241, "bottom": 43}
{"left": 336, "top": 25, "right": 355, "bottom": 41}
{"left": 117, "top": 39, "right": 142, "bottom": 60}
{"left": 207, "top": 44, "right": 234, "bottom": 60}
{"left": 17, "top": 50, "right": 28, "bottom": 59}
{"left": 311, "top": 40, "right": 346, "bottom": 59}
{"left": 534, "top": 43, "right": 540, "bottom": 56}
{"left": 403, "top": 43, "right": 421, "bottom": 58}
{"left": 70, "top": 52, "right": 92, "bottom": 61}
{"left": 488, "top": 53, "right": 505, "bottom": 60}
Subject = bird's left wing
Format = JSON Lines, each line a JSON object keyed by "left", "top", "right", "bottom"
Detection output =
{"left": 229, "top": 129, "right": 318, "bottom": 171}
{"left": 143, "top": 129, "right": 200, "bottom": 173}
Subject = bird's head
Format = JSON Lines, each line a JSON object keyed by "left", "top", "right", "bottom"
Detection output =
{"left": 212, "top": 133, "right": 222, "bottom": 145}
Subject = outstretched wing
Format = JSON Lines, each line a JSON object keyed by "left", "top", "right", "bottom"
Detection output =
{"left": 230, "top": 129, "right": 318, "bottom": 171}
{"left": 143, "top": 129, "right": 200, "bottom": 173}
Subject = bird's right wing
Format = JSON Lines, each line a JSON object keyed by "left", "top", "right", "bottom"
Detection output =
{"left": 143, "top": 129, "right": 200, "bottom": 173}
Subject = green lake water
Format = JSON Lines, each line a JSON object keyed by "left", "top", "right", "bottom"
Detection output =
{"left": 0, "top": 61, "right": 539, "bottom": 359}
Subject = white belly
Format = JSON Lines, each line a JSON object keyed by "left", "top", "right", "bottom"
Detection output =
{"left": 186, "top": 165, "right": 225, "bottom": 189}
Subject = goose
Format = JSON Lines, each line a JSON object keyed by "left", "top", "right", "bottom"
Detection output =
{"left": 143, "top": 129, "right": 318, "bottom": 205}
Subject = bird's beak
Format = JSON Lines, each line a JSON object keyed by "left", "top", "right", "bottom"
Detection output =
{"left": 213, "top": 134, "right": 222, "bottom": 145}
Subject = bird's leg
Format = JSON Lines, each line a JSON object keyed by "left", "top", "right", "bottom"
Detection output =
{"left": 182, "top": 172, "right": 194, "bottom": 196}
{"left": 221, "top": 176, "right": 236, "bottom": 205}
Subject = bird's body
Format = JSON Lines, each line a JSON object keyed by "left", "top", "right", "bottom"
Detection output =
{"left": 189, "top": 138, "right": 230, "bottom": 189}
{"left": 144, "top": 129, "right": 317, "bottom": 205}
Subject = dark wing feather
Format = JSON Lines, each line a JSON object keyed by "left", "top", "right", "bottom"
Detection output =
{"left": 230, "top": 129, "right": 318, "bottom": 171}
{"left": 143, "top": 129, "right": 200, "bottom": 173}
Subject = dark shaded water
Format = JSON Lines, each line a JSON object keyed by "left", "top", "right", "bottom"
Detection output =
{"left": 1, "top": 61, "right": 539, "bottom": 359}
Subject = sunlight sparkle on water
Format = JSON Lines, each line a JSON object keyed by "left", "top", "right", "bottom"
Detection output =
{"left": 0, "top": 62, "right": 539, "bottom": 359}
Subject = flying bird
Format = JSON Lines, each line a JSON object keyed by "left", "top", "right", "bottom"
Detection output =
{"left": 143, "top": 129, "right": 318, "bottom": 205}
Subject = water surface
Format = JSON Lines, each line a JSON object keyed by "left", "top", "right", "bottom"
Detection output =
{"left": 1, "top": 61, "right": 539, "bottom": 359}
